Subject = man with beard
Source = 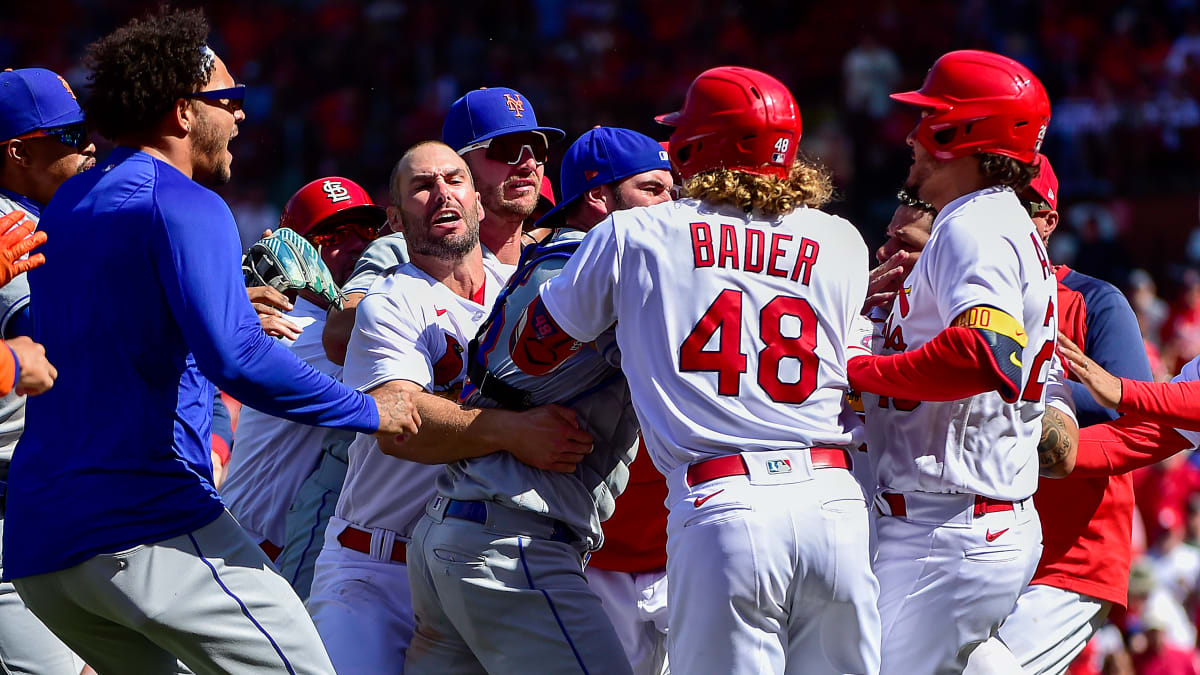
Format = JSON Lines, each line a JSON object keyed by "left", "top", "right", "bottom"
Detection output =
{"left": 319, "top": 87, "right": 562, "bottom": 365}
{"left": 843, "top": 50, "right": 1059, "bottom": 672}
{"left": 404, "top": 126, "right": 673, "bottom": 675}
{"left": 306, "top": 141, "right": 591, "bottom": 673}
{"left": 0, "top": 66, "right": 94, "bottom": 675}
{"left": 442, "top": 86, "right": 564, "bottom": 265}
{"left": 2, "top": 9, "right": 419, "bottom": 673}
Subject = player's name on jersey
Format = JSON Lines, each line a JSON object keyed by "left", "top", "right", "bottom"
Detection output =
{"left": 689, "top": 221, "right": 819, "bottom": 286}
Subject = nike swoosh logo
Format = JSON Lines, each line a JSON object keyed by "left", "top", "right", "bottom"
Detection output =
{"left": 985, "top": 528, "right": 1009, "bottom": 542}
{"left": 694, "top": 489, "right": 724, "bottom": 507}
{"left": 435, "top": 308, "right": 448, "bottom": 316}
{"left": 1009, "top": 353, "right": 1022, "bottom": 368}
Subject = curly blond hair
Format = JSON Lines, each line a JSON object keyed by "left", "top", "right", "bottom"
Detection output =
{"left": 683, "top": 157, "right": 834, "bottom": 216}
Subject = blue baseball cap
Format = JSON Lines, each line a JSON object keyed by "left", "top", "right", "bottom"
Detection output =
{"left": 0, "top": 68, "right": 84, "bottom": 141}
{"left": 534, "top": 126, "right": 672, "bottom": 229}
{"left": 442, "top": 87, "right": 564, "bottom": 152}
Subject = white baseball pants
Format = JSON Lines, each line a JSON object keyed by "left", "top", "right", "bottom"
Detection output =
{"left": 664, "top": 450, "right": 881, "bottom": 675}
{"left": 874, "top": 492, "right": 1042, "bottom": 674}
{"left": 586, "top": 566, "right": 669, "bottom": 675}
{"left": 306, "top": 518, "right": 414, "bottom": 674}
{"left": 990, "top": 584, "right": 1110, "bottom": 674}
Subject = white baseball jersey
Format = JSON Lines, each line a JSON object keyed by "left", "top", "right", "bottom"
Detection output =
{"left": 861, "top": 186, "right": 1058, "bottom": 501}
{"left": 335, "top": 257, "right": 513, "bottom": 537}
{"left": 221, "top": 298, "right": 336, "bottom": 545}
{"left": 539, "top": 199, "right": 869, "bottom": 477}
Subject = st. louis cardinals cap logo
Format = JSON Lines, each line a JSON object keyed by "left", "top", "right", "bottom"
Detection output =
{"left": 504, "top": 93, "right": 525, "bottom": 118}
{"left": 322, "top": 180, "right": 351, "bottom": 204}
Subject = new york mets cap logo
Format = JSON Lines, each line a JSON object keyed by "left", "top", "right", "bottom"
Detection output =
{"left": 504, "top": 93, "right": 525, "bottom": 118}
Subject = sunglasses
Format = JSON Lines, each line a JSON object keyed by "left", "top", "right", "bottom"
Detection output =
{"left": 1025, "top": 199, "right": 1053, "bottom": 217}
{"left": 308, "top": 221, "right": 381, "bottom": 249}
{"left": 458, "top": 131, "right": 549, "bottom": 165}
{"left": 2, "top": 123, "right": 88, "bottom": 150}
{"left": 184, "top": 85, "right": 247, "bottom": 113}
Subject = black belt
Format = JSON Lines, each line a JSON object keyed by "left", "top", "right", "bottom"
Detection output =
{"left": 466, "top": 340, "right": 536, "bottom": 411}
{"left": 443, "top": 499, "right": 576, "bottom": 545}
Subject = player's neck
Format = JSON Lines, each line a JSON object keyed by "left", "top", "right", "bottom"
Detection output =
{"left": 413, "top": 246, "right": 487, "bottom": 301}
{"left": 478, "top": 213, "right": 524, "bottom": 265}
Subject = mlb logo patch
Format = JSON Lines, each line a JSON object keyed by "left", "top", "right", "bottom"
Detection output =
{"left": 771, "top": 152, "right": 785, "bottom": 164}
{"left": 766, "top": 459, "right": 793, "bottom": 475}
{"left": 432, "top": 496, "right": 444, "bottom": 510}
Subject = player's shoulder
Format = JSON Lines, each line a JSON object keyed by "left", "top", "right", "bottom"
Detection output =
{"left": 1174, "top": 354, "right": 1200, "bottom": 383}
{"left": 1057, "top": 267, "right": 1128, "bottom": 306}
{"left": 940, "top": 186, "right": 1025, "bottom": 228}
{"left": 782, "top": 206, "right": 867, "bottom": 249}
{"left": 359, "top": 232, "right": 410, "bottom": 266}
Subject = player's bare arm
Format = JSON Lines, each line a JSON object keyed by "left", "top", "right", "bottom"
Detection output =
{"left": 373, "top": 379, "right": 593, "bottom": 472}
{"left": 367, "top": 380, "right": 421, "bottom": 442}
{"left": 1038, "top": 405, "right": 1077, "bottom": 478}
{"left": 1058, "top": 332, "right": 1121, "bottom": 409}
{"left": 322, "top": 292, "right": 365, "bottom": 366}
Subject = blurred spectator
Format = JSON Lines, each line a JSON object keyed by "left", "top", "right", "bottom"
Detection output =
{"left": 842, "top": 33, "right": 901, "bottom": 120}
{"left": 1162, "top": 269, "right": 1200, "bottom": 372}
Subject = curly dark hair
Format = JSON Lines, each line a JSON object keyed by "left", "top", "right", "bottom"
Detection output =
{"left": 84, "top": 7, "right": 212, "bottom": 142}
{"left": 978, "top": 153, "right": 1041, "bottom": 192}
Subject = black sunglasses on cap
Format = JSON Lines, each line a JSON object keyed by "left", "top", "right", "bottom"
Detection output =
{"left": 2, "top": 123, "right": 88, "bottom": 150}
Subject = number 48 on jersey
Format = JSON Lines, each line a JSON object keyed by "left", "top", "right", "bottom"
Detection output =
{"left": 679, "top": 289, "right": 819, "bottom": 404}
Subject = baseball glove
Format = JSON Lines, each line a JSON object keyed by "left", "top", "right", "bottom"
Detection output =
{"left": 242, "top": 228, "right": 344, "bottom": 311}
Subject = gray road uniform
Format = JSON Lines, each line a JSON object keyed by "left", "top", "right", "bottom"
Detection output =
{"left": 0, "top": 194, "right": 81, "bottom": 675}
{"left": 406, "top": 230, "right": 639, "bottom": 675}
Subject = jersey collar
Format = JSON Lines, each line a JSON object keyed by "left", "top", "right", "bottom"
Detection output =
{"left": 0, "top": 187, "right": 43, "bottom": 220}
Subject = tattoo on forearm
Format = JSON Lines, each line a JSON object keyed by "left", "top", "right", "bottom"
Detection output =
{"left": 1039, "top": 409, "right": 1073, "bottom": 469}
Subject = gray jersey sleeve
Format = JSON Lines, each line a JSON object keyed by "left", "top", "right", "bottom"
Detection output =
{"left": 341, "top": 232, "right": 409, "bottom": 295}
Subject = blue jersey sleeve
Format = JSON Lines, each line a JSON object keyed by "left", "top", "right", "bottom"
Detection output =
{"left": 1071, "top": 276, "right": 1153, "bottom": 427}
{"left": 151, "top": 185, "right": 378, "bottom": 433}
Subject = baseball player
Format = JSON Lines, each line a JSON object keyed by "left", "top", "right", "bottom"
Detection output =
{"left": 966, "top": 155, "right": 1155, "bottom": 673}
{"left": 518, "top": 67, "right": 880, "bottom": 674}
{"left": 321, "top": 86, "right": 563, "bottom": 366}
{"left": 305, "top": 141, "right": 587, "bottom": 672}
{"left": 4, "top": 10, "right": 418, "bottom": 673}
{"left": 404, "top": 126, "right": 673, "bottom": 675}
{"left": 222, "top": 176, "right": 385, "bottom": 600}
{"left": 0, "top": 66, "right": 94, "bottom": 675}
{"left": 843, "top": 50, "right": 1057, "bottom": 672}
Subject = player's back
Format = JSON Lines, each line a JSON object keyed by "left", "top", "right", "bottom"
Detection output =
{"left": 612, "top": 199, "right": 868, "bottom": 475}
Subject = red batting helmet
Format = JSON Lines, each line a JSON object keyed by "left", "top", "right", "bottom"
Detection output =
{"left": 278, "top": 177, "right": 386, "bottom": 237}
{"left": 890, "top": 50, "right": 1050, "bottom": 164}
{"left": 655, "top": 66, "right": 801, "bottom": 181}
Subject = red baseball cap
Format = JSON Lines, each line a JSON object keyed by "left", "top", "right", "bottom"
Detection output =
{"left": 539, "top": 175, "right": 556, "bottom": 208}
{"left": 1025, "top": 154, "right": 1058, "bottom": 212}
